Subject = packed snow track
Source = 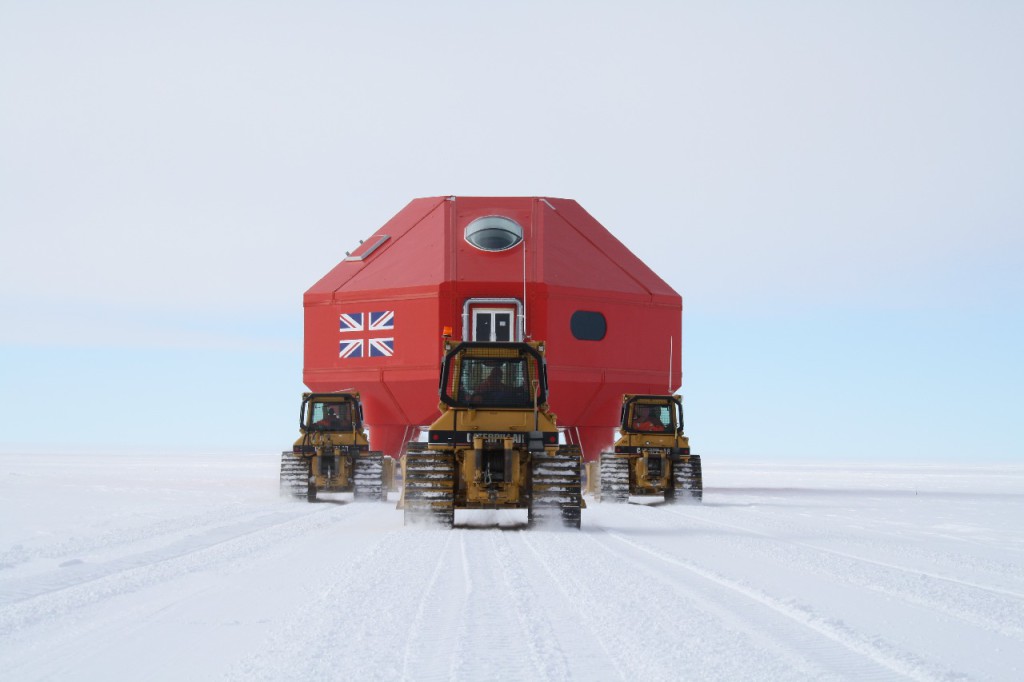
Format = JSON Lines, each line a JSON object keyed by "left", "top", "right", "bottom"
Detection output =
{"left": 1, "top": 453, "right": 1022, "bottom": 680}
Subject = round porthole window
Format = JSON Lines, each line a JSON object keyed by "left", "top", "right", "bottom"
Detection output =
{"left": 464, "top": 216, "right": 523, "bottom": 252}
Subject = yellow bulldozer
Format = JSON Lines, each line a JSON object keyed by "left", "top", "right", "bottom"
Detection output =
{"left": 597, "top": 394, "right": 702, "bottom": 503}
{"left": 399, "top": 340, "right": 583, "bottom": 528}
{"left": 280, "top": 392, "right": 389, "bottom": 502}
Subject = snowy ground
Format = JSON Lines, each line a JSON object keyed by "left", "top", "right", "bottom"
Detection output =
{"left": 1, "top": 453, "right": 1022, "bottom": 681}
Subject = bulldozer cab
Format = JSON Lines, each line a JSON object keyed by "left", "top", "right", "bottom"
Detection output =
{"left": 440, "top": 342, "right": 547, "bottom": 409}
{"left": 300, "top": 393, "right": 361, "bottom": 433}
{"left": 621, "top": 395, "right": 683, "bottom": 435}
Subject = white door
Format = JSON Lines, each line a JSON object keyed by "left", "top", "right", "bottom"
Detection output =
{"left": 473, "top": 309, "right": 515, "bottom": 342}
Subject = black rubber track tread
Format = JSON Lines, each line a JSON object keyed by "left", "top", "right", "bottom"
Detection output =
{"left": 279, "top": 452, "right": 311, "bottom": 500}
{"left": 529, "top": 446, "right": 582, "bottom": 529}
{"left": 598, "top": 454, "right": 630, "bottom": 503}
{"left": 353, "top": 453, "right": 387, "bottom": 502}
{"left": 403, "top": 446, "right": 456, "bottom": 527}
{"left": 671, "top": 454, "right": 703, "bottom": 503}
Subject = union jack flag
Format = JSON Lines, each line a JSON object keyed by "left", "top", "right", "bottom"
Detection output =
{"left": 339, "top": 311, "right": 394, "bottom": 359}
{"left": 369, "top": 310, "right": 393, "bottom": 331}
{"left": 339, "top": 313, "right": 364, "bottom": 333}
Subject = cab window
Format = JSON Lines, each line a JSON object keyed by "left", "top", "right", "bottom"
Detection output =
{"left": 308, "top": 401, "right": 353, "bottom": 430}
{"left": 630, "top": 403, "right": 673, "bottom": 433}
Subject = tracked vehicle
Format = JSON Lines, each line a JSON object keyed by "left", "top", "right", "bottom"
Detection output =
{"left": 598, "top": 394, "right": 702, "bottom": 503}
{"left": 399, "top": 340, "right": 583, "bottom": 528}
{"left": 280, "top": 392, "right": 387, "bottom": 502}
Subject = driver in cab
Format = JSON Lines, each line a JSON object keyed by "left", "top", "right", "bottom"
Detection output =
{"left": 315, "top": 406, "right": 349, "bottom": 430}
{"left": 632, "top": 405, "right": 666, "bottom": 432}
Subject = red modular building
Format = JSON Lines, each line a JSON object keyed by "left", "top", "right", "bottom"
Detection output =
{"left": 304, "top": 196, "right": 682, "bottom": 461}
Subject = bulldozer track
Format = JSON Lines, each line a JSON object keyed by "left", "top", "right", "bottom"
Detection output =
{"left": 353, "top": 453, "right": 387, "bottom": 501}
{"left": 597, "top": 454, "right": 630, "bottom": 503}
{"left": 403, "top": 447, "right": 456, "bottom": 527}
{"left": 529, "top": 448, "right": 582, "bottom": 528}
{"left": 671, "top": 454, "right": 702, "bottom": 503}
{"left": 278, "top": 452, "right": 311, "bottom": 500}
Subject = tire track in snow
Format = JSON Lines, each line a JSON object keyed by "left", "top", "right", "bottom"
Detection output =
{"left": 230, "top": 522, "right": 519, "bottom": 681}
{"left": 0, "top": 503, "right": 345, "bottom": 604}
{"left": 699, "top": 489, "right": 1024, "bottom": 576}
{"left": 0, "top": 500, "right": 284, "bottom": 574}
{"left": 396, "top": 528, "right": 573, "bottom": 681}
{"left": 486, "top": 531, "right": 572, "bottom": 680}
{"left": 594, "top": 526, "right": 963, "bottom": 682}
{"left": 230, "top": 522, "right": 586, "bottom": 681}
{"left": 653, "top": 505, "right": 1024, "bottom": 640}
{"left": 519, "top": 527, "right": 836, "bottom": 680}
{"left": 230, "top": 521, "right": 525, "bottom": 681}
{"left": 228, "top": 518, "right": 573, "bottom": 681}
{"left": 398, "top": 530, "right": 459, "bottom": 680}
{"left": 448, "top": 531, "right": 476, "bottom": 680}
{"left": 0, "top": 503, "right": 375, "bottom": 637}
{"left": 516, "top": 531, "right": 631, "bottom": 681}
{"left": 227, "top": 525, "right": 404, "bottom": 681}
{"left": 663, "top": 506, "right": 1024, "bottom": 602}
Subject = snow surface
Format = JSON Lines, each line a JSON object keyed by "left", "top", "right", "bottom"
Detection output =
{"left": 1, "top": 453, "right": 1022, "bottom": 681}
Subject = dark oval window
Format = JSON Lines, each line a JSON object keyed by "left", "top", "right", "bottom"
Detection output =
{"left": 465, "top": 216, "right": 523, "bottom": 252}
{"left": 570, "top": 311, "right": 606, "bottom": 341}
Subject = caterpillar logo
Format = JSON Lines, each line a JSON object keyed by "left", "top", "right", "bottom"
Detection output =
{"left": 429, "top": 430, "right": 556, "bottom": 445}
{"left": 475, "top": 432, "right": 525, "bottom": 444}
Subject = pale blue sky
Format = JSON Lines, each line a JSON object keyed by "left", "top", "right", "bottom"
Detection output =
{"left": 2, "top": 1, "right": 1021, "bottom": 460}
